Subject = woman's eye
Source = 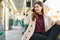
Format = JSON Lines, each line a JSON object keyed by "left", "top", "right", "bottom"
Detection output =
{"left": 36, "top": 6, "right": 39, "bottom": 7}
{"left": 35, "top": 6, "right": 39, "bottom": 8}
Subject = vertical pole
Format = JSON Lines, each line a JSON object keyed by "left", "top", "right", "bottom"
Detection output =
{"left": 4, "top": 0, "right": 9, "bottom": 30}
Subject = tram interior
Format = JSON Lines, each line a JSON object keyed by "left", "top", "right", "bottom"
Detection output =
{"left": 0, "top": 0, "right": 60, "bottom": 40}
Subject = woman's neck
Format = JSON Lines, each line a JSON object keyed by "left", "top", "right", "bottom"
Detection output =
{"left": 39, "top": 12, "right": 43, "bottom": 15}
{"left": 37, "top": 13, "right": 43, "bottom": 16}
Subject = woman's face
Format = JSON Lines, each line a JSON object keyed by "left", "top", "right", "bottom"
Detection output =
{"left": 34, "top": 4, "right": 43, "bottom": 15}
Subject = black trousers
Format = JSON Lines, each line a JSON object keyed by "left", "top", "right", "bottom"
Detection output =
{"left": 29, "top": 24, "right": 60, "bottom": 40}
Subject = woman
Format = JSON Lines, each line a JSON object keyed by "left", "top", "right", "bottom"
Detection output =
{"left": 21, "top": 1, "right": 60, "bottom": 40}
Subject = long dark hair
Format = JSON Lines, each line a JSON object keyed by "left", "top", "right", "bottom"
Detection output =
{"left": 32, "top": 1, "right": 44, "bottom": 21}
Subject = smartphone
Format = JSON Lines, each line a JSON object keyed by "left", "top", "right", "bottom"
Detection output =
{"left": 32, "top": 8, "right": 35, "bottom": 12}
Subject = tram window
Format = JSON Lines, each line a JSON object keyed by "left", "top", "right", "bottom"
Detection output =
{"left": 26, "top": 1, "right": 31, "bottom": 7}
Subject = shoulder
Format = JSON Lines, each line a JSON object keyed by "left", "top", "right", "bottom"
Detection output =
{"left": 44, "top": 14, "right": 50, "bottom": 18}
{"left": 44, "top": 15, "right": 54, "bottom": 22}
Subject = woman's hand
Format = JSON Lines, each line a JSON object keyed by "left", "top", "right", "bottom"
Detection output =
{"left": 28, "top": 9, "right": 33, "bottom": 14}
{"left": 56, "top": 20, "right": 60, "bottom": 25}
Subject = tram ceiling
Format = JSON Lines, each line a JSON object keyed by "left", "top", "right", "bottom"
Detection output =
{"left": 12, "top": 0, "right": 24, "bottom": 10}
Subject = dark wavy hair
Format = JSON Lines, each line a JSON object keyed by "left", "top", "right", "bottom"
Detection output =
{"left": 0, "top": 0, "right": 2, "bottom": 3}
{"left": 32, "top": 1, "right": 44, "bottom": 21}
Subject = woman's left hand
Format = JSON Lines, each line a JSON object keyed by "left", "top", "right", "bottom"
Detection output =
{"left": 56, "top": 20, "right": 60, "bottom": 25}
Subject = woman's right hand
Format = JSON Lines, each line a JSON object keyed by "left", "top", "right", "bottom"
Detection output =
{"left": 28, "top": 10, "right": 33, "bottom": 14}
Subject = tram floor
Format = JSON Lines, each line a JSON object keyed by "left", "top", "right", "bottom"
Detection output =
{"left": 5, "top": 26, "right": 25, "bottom": 40}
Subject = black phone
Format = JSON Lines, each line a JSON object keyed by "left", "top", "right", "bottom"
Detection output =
{"left": 32, "top": 8, "right": 35, "bottom": 12}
